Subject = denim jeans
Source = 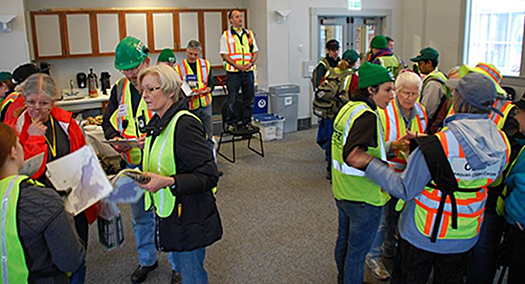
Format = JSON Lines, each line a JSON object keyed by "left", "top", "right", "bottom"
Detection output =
{"left": 190, "top": 105, "right": 214, "bottom": 150}
{"left": 466, "top": 213, "right": 505, "bottom": 284}
{"left": 168, "top": 248, "right": 208, "bottom": 284}
{"left": 368, "top": 197, "right": 400, "bottom": 259}
{"left": 225, "top": 71, "right": 255, "bottom": 126}
{"left": 335, "top": 199, "right": 382, "bottom": 284}
{"left": 130, "top": 193, "right": 157, "bottom": 266}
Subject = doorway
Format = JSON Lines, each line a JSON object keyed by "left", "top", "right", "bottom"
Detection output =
{"left": 318, "top": 16, "right": 384, "bottom": 63}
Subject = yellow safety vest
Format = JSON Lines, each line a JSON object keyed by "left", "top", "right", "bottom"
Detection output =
{"left": 0, "top": 175, "right": 31, "bottom": 283}
{"left": 489, "top": 99, "right": 515, "bottom": 130}
{"left": 378, "top": 99, "right": 428, "bottom": 172}
{"left": 497, "top": 145, "right": 525, "bottom": 216}
{"left": 109, "top": 78, "right": 152, "bottom": 165}
{"left": 223, "top": 28, "right": 256, "bottom": 72}
{"left": 414, "top": 128, "right": 510, "bottom": 241}
{"left": 377, "top": 55, "right": 402, "bottom": 78}
{"left": 143, "top": 110, "right": 199, "bottom": 218}
{"left": 331, "top": 101, "right": 390, "bottom": 206}
{"left": 0, "top": 92, "right": 18, "bottom": 112}
{"left": 174, "top": 59, "right": 212, "bottom": 110}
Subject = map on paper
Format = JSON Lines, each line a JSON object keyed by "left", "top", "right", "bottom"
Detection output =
{"left": 19, "top": 152, "right": 44, "bottom": 177}
{"left": 107, "top": 169, "right": 145, "bottom": 204}
{"left": 46, "top": 145, "right": 113, "bottom": 215}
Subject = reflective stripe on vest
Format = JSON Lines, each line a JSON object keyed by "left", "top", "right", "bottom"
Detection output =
{"left": 422, "top": 70, "right": 450, "bottom": 99}
{"left": 489, "top": 100, "right": 514, "bottom": 130}
{"left": 143, "top": 111, "right": 201, "bottom": 217}
{"left": 0, "top": 93, "right": 18, "bottom": 113}
{"left": 109, "top": 78, "right": 152, "bottom": 165}
{"left": 1, "top": 175, "right": 29, "bottom": 284}
{"left": 379, "top": 100, "right": 427, "bottom": 171}
{"left": 223, "top": 29, "right": 256, "bottom": 72}
{"left": 331, "top": 101, "right": 390, "bottom": 206}
{"left": 414, "top": 129, "right": 509, "bottom": 241}
{"left": 174, "top": 59, "right": 212, "bottom": 110}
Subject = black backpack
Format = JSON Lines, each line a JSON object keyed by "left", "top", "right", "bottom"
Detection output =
{"left": 312, "top": 68, "right": 353, "bottom": 120}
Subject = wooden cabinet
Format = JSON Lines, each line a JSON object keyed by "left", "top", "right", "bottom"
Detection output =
{"left": 32, "top": 13, "right": 63, "bottom": 58}
{"left": 66, "top": 13, "right": 92, "bottom": 56}
{"left": 96, "top": 13, "right": 120, "bottom": 54}
{"left": 30, "top": 8, "right": 247, "bottom": 65}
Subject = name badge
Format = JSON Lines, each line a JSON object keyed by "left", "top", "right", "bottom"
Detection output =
{"left": 118, "top": 104, "right": 127, "bottom": 117}
{"left": 186, "top": 74, "right": 198, "bottom": 89}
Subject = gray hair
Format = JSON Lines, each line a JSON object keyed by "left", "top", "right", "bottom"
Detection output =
{"left": 20, "top": 73, "right": 59, "bottom": 101}
{"left": 186, "top": 40, "right": 202, "bottom": 50}
{"left": 452, "top": 90, "right": 489, "bottom": 114}
{"left": 395, "top": 71, "right": 421, "bottom": 93}
{"left": 138, "top": 64, "right": 184, "bottom": 101}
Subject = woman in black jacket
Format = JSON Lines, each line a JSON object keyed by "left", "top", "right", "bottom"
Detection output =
{"left": 135, "top": 64, "right": 221, "bottom": 284}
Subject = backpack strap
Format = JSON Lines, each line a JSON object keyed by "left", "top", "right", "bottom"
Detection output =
{"left": 415, "top": 135, "right": 473, "bottom": 242}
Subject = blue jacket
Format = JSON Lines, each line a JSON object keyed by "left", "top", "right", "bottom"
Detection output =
{"left": 505, "top": 144, "right": 525, "bottom": 227}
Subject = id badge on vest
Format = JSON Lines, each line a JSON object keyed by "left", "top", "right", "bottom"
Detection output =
{"left": 118, "top": 104, "right": 127, "bottom": 117}
{"left": 186, "top": 74, "right": 198, "bottom": 89}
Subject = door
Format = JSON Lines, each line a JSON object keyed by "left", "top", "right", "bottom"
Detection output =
{"left": 318, "top": 16, "right": 383, "bottom": 64}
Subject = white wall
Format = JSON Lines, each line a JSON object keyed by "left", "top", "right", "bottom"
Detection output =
{"left": 0, "top": 0, "right": 30, "bottom": 71}
{"left": 401, "top": 0, "right": 464, "bottom": 74}
{"left": 265, "top": 0, "right": 402, "bottom": 119}
{"left": 24, "top": 0, "right": 245, "bottom": 89}
{"left": 246, "top": 0, "right": 268, "bottom": 89}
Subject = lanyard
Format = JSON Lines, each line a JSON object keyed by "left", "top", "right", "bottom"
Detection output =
{"left": 44, "top": 117, "right": 57, "bottom": 157}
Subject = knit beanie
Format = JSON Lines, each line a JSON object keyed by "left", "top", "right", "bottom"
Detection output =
{"left": 358, "top": 62, "right": 394, "bottom": 89}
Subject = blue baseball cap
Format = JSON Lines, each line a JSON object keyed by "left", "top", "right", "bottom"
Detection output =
{"left": 445, "top": 72, "right": 501, "bottom": 116}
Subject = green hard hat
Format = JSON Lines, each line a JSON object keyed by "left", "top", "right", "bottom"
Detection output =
{"left": 157, "top": 48, "right": 176, "bottom": 64}
{"left": 370, "top": 35, "right": 388, "bottom": 49}
{"left": 114, "top": 36, "right": 149, "bottom": 70}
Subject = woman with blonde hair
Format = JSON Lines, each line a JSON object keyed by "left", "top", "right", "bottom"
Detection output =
{"left": 0, "top": 122, "right": 84, "bottom": 283}
{"left": 135, "top": 64, "right": 221, "bottom": 284}
{"left": 11, "top": 73, "right": 96, "bottom": 284}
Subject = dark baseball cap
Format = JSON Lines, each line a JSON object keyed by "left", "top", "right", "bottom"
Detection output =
{"left": 326, "top": 39, "right": 340, "bottom": 51}
{"left": 514, "top": 97, "right": 525, "bottom": 110}
{"left": 12, "top": 63, "right": 41, "bottom": 85}
{"left": 410, "top": 47, "right": 439, "bottom": 62}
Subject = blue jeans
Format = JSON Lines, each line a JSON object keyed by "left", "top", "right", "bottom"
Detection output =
{"left": 168, "top": 248, "right": 208, "bottom": 284}
{"left": 225, "top": 71, "right": 255, "bottom": 125}
{"left": 191, "top": 105, "right": 214, "bottom": 150}
{"left": 368, "top": 197, "right": 399, "bottom": 259}
{"left": 127, "top": 164, "right": 157, "bottom": 266}
{"left": 335, "top": 199, "right": 382, "bottom": 284}
{"left": 466, "top": 213, "right": 505, "bottom": 284}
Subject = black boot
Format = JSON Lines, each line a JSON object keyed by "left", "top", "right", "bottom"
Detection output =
{"left": 131, "top": 261, "right": 158, "bottom": 283}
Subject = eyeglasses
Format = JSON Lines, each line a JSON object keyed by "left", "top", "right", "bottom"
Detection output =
{"left": 26, "top": 99, "right": 52, "bottom": 110}
{"left": 120, "top": 61, "right": 145, "bottom": 75}
{"left": 398, "top": 90, "right": 419, "bottom": 98}
{"left": 142, "top": 86, "right": 161, "bottom": 94}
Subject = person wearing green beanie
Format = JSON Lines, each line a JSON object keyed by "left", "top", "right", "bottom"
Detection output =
{"left": 157, "top": 48, "right": 176, "bottom": 67}
{"left": 368, "top": 35, "right": 404, "bottom": 78}
{"left": 103, "top": 36, "right": 160, "bottom": 283}
{"left": 331, "top": 61, "right": 394, "bottom": 284}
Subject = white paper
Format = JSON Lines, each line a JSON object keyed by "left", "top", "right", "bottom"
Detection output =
{"left": 19, "top": 153, "right": 44, "bottom": 177}
{"left": 181, "top": 81, "right": 195, "bottom": 97}
{"left": 45, "top": 145, "right": 113, "bottom": 215}
{"left": 107, "top": 169, "right": 145, "bottom": 204}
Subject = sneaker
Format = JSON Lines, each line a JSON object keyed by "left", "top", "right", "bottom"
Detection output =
{"left": 365, "top": 255, "right": 390, "bottom": 280}
{"left": 131, "top": 261, "right": 158, "bottom": 283}
{"left": 171, "top": 270, "right": 182, "bottom": 284}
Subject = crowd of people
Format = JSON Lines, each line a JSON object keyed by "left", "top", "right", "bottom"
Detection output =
{"left": 312, "top": 35, "right": 525, "bottom": 284}
{"left": 1, "top": 8, "right": 525, "bottom": 284}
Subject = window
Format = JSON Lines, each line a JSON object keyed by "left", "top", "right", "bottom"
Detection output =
{"left": 464, "top": 0, "right": 525, "bottom": 76}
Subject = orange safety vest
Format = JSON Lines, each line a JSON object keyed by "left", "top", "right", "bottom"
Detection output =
{"left": 174, "top": 59, "right": 212, "bottom": 110}
{"left": 448, "top": 99, "right": 514, "bottom": 131}
{"left": 414, "top": 128, "right": 510, "bottom": 241}
{"left": 379, "top": 99, "right": 428, "bottom": 172}
{"left": 223, "top": 28, "right": 256, "bottom": 72}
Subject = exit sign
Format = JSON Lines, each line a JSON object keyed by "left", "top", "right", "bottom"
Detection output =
{"left": 347, "top": 0, "right": 362, "bottom": 10}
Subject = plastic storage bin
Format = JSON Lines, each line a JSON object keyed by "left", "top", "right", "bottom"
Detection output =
{"left": 269, "top": 84, "right": 300, "bottom": 133}
{"left": 252, "top": 113, "right": 285, "bottom": 141}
